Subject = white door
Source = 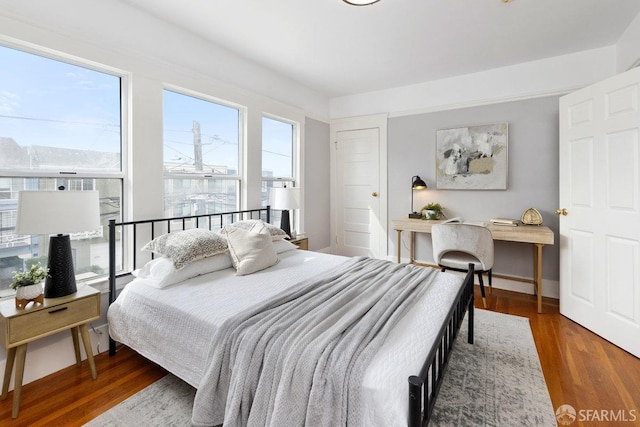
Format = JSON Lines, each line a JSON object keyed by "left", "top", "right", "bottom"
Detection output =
{"left": 559, "top": 66, "right": 640, "bottom": 358}
{"left": 335, "top": 128, "right": 381, "bottom": 257}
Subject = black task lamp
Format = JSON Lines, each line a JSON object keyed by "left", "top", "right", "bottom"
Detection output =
{"left": 16, "top": 190, "right": 100, "bottom": 298}
{"left": 408, "top": 176, "right": 427, "bottom": 219}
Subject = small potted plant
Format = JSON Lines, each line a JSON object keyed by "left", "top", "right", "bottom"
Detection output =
{"left": 11, "top": 262, "right": 49, "bottom": 308}
{"left": 422, "top": 202, "right": 444, "bottom": 220}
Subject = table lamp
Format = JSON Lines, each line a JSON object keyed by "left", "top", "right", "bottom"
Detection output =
{"left": 16, "top": 190, "right": 100, "bottom": 298}
{"left": 409, "top": 176, "right": 427, "bottom": 218}
{"left": 270, "top": 186, "right": 300, "bottom": 239}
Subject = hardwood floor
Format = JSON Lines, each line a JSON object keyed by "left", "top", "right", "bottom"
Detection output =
{"left": 1, "top": 287, "right": 639, "bottom": 426}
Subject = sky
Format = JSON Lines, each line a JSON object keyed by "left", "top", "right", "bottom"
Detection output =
{"left": 0, "top": 44, "right": 293, "bottom": 177}
{"left": 0, "top": 45, "right": 121, "bottom": 155}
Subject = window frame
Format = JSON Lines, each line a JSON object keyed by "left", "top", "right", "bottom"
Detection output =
{"left": 261, "top": 114, "right": 298, "bottom": 183}
{"left": 162, "top": 86, "right": 244, "bottom": 215}
{"left": 261, "top": 114, "right": 300, "bottom": 231}
{"left": 0, "top": 41, "right": 128, "bottom": 295}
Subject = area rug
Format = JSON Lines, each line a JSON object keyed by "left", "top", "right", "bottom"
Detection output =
{"left": 85, "top": 309, "right": 556, "bottom": 427}
{"left": 429, "top": 309, "right": 557, "bottom": 426}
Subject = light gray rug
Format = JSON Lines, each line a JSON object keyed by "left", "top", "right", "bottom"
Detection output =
{"left": 85, "top": 309, "right": 556, "bottom": 427}
{"left": 429, "top": 309, "right": 557, "bottom": 426}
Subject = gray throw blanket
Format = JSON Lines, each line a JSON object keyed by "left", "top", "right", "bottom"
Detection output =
{"left": 191, "top": 256, "right": 438, "bottom": 427}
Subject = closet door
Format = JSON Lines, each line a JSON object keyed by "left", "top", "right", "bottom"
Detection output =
{"left": 330, "top": 115, "right": 387, "bottom": 259}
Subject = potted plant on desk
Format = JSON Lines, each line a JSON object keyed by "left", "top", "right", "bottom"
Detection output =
{"left": 422, "top": 203, "right": 444, "bottom": 220}
{"left": 11, "top": 262, "right": 48, "bottom": 308}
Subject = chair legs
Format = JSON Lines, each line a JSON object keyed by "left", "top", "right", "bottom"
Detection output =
{"left": 442, "top": 266, "right": 489, "bottom": 308}
{"left": 477, "top": 272, "right": 487, "bottom": 308}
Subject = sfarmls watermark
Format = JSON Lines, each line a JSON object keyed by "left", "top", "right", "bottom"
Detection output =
{"left": 556, "top": 404, "right": 638, "bottom": 425}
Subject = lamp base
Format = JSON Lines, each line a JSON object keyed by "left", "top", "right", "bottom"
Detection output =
{"left": 408, "top": 212, "right": 422, "bottom": 219}
{"left": 44, "top": 234, "right": 77, "bottom": 298}
{"left": 280, "top": 209, "right": 292, "bottom": 240}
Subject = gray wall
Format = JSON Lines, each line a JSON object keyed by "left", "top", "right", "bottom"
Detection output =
{"left": 304, "top": 117, "right": 331, "bottom": 250}
{"left": 387, "top": 95, "right": 560, "bottom": 280}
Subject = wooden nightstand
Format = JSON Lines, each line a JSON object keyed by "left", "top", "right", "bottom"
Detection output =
{"left": 290, "top": 236, "right": 308, "bottom": 250}
{"left": 0, "top": 286, "right": 100, "bottom": 418}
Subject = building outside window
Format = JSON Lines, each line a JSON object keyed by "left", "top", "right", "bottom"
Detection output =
{"left": 0, "top": 44, "right": 123, "bottom": 294}
{"left": 163, "top": 89, "right": 241, "bottom": 217}
{"left": 261, "top": 116, "right": 297, "bottom": 229}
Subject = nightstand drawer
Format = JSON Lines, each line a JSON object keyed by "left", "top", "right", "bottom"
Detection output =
{"left": 7, "top": 295, "right": 99, "bottom": 345}
{"left": 290, "top": 237, "right": 308, "bottom": 250}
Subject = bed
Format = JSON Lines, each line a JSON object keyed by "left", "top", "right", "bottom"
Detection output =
{"left": 106, "top": 207, "right": 475, "bottom": 427}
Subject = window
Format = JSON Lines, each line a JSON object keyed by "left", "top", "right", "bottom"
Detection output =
{"left": 0, "top": 44, "right": 123, "bottom": 294}
{"left": 261, "top": 116, "right": 296, "bottom": 228}
{"left": 163, "top": 89, "right": 241, "bottom": 217}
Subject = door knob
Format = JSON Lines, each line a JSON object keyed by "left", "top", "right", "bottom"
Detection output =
{"left": 372, "top": 192, "right": 378, "bottom": 197}
{"left": 556, "top": 208, "right": 568, "bottom": 216}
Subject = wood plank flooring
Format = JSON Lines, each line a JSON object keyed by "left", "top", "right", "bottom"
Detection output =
{"left": 1, "top": 287, "right": 639, "bottom": 426}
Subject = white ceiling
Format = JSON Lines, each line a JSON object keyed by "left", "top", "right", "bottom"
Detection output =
{"left": 119, "top": 0, "right": 640, "bottom": 98}
{"left": 2, "top": 0, "right": 638, "bottom": 100}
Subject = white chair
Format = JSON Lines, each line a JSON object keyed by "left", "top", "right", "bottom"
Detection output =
{"left": 432, "top": 223, "right": 494, "bottom": 308}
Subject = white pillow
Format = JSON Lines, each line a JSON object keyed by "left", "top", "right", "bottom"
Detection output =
{"left": 142, "top": 228, "right": 228, "bottom": 269}
{"left": 223, "top": 221, "right": 279, "bottom": 276}
{"left": 134, "top": 253, "right": 234, "bottom": 289}
{"left": 221, "top": 219, "right": 288, "bottom": 241}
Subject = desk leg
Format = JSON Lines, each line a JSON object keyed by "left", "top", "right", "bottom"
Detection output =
{"left": 79, "top": 324, "right": 98, "bottom": 380}
{"left": 396, "top": 230, "right": 402, "bottom": 263}
{"left": 11, "top": 344, "right": 27, "bottom": 418}
{"left": 409, "top": 231, "right": 415, "bottom": 264}
{"left": 1, "top": 346, "right": 16, "bottom": 401}
{"left": 534, "top": 243, "right": 544, "bottom": 314}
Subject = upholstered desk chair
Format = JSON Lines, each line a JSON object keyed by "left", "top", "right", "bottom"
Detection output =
{"left": 432, "top": 223, "right": 494, "bottom": 308}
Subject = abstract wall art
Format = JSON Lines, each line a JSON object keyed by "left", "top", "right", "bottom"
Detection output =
{"left": 435, "top": 122, "right": 508, "bottom": 190}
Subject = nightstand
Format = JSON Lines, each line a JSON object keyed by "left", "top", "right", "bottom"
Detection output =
{"left": 0, "top": 286, "right": 100, "bottom": 418}
{"left": 290, "top": 236, "right": 308, "bottom": 250}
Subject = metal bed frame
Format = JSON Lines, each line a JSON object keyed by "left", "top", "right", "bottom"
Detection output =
{"left": 106, "top": 206, "right": 474, "bottom": 426}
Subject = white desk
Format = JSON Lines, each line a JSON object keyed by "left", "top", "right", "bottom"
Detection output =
{"left": 392, "top": 218, "right": 554, "bottom": 313}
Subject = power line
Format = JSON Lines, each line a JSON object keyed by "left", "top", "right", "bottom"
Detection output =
{"left": 0, "top": 113, "right": 119, "bottom": 128}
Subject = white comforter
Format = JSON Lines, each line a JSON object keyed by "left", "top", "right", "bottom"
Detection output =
{"left": 108, "top": 250, "right": 463, "bottom": 426}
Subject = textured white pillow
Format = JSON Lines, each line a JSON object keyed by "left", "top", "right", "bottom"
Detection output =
{"left": 221, "top": 219, "right": 288, "bottom": 241}
{"left": 142, "top": 228, "right": 228, "bottom": 269}
{"left": 223, "top": 221, "right": 279, "bottom": 276}
{"left": 134, "top": 253, "right": 234, "bottom": 289}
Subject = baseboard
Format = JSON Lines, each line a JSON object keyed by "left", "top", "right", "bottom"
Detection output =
{"left": 387, "top": 255, "right": 559, "bottom": 299}
{"left": 491, "top": 275, "right": 559, "bottom": 299}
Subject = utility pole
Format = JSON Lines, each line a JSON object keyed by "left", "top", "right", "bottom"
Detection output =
{"left": 193, "top": 120, "right": 203, "bottom": 172}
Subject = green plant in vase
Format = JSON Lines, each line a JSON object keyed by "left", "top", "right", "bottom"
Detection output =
{"left": 12, "top": 262, "right": 49, "bottom": 308}
{"left": 421, "top": 202, "right": 444, "bottom": 220}
{"left": 11, "top": 262, "right": 49, "bottom": 289}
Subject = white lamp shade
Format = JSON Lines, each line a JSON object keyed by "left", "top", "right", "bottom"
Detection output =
{"left": 270, "top": 187, "right": 300, "bottom": 210}
{"left": 16, "top": 191, "right": 101, "bottom": 235}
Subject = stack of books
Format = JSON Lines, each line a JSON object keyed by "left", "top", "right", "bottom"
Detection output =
{"left": 490, "top": 217, "right": 519, "bottom": 227}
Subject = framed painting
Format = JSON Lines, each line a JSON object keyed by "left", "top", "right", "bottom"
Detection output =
{"left": 435, "top": 122, "right": 508, "bottom": 190}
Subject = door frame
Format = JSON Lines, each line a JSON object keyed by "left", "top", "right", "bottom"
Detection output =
{"left": 329, "top": 114, "right": 388, "bottom": 258}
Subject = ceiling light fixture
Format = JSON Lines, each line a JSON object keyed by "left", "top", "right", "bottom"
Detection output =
{"left": 343, "top": 0, "right": 380, "bottom": 5}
